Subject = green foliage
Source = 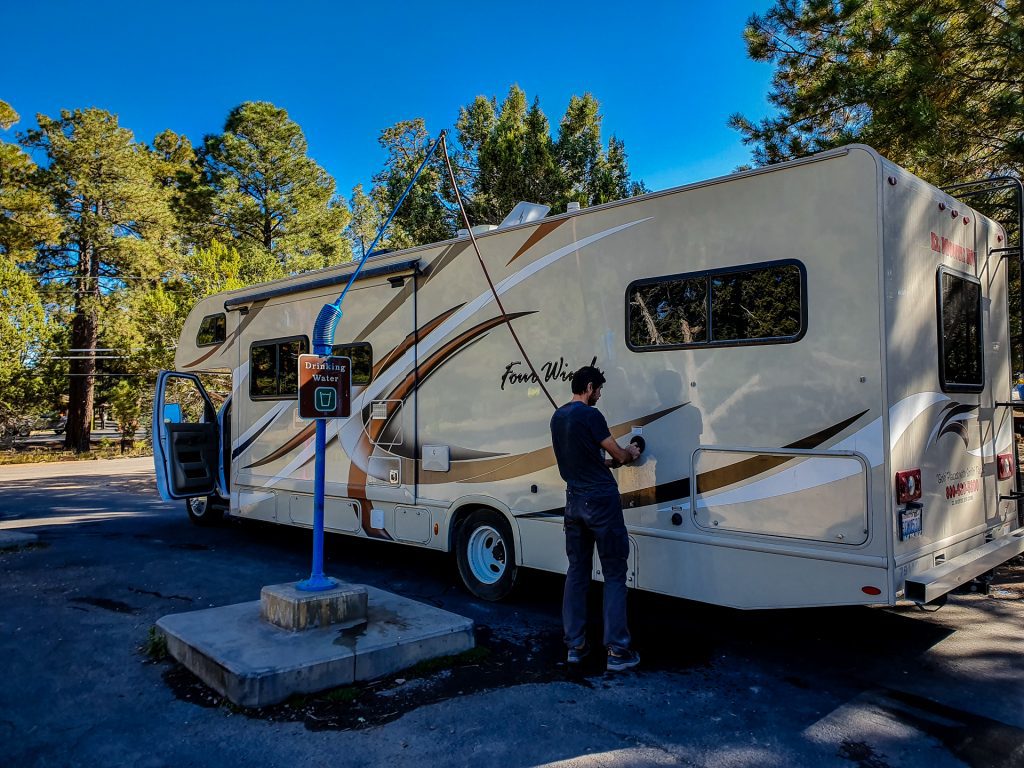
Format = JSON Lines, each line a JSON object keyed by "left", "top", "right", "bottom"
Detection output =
{"left": 142, "top": 627, "right": 169, "bottom": 661}
{"left": 184, "top": 240, "right": 285, "bottom": 298}
{"left": 730, "top": 0, "right": 1024, "bottom": 183}
{"left": 362, "top": 86, "right": 646, "bottom": 244}
{"left": 108, "top": 379, "right": 142, "bottom": 438}
{"left": 346, "top": 184, "right": 381, "bottom": 259}
{"left": 370, "top": 118, "right": 453, "bottom": 248}
{"left": 201, "top": 101, "right": 352, "bottom": 273}
{"left": 21, "top": 108, "right": 181, "bottom": 451}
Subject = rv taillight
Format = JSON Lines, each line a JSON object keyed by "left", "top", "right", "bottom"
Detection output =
{"left": 997, "top": 453, "right": 1015, "bottom": 481}
{"left": 895, "top": 469, "right": 922, "bottom": 504}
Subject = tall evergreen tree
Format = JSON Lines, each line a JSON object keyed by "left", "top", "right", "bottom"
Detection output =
{"left": 371, "top": 119, "right": 452, "bottom": 248}
{"left": 202, "top": 102, "right": 352, "bottom": 273}
{"left": 22, "top": 108, "right": 177, "bottom": 452}
{"left": 729, "top": 0, "right": 1024, "bottom": 183}
{"left": 347, "top": 183, "right": 382, "bottom": 258}
{"left": 556, "top": 93, "right": 605, "bottom": 207}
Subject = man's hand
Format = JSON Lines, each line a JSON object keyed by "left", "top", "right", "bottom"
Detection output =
{"left": 601, "top": 435, "right": 640, "bottom": 467}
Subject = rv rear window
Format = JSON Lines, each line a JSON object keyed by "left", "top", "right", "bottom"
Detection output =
{"left": 627, "top": 261, "right": 805, "bottom": 351}
{"left": 937, "top": 268, "right": 983, "bottom": 392}
{"left": 331, "top": 343, "right": 373, "bottom": 385}
{"left": 196, "top": 313, "right": 226, "bottom": 346}
{"left": 249, "top": 336, "right": 309, "bottom": 399}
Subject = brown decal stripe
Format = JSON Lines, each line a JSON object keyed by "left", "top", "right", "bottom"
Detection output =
{"left": 353, "top": 241, "right": 471, "bottom": 342}
{"left": 507, "top": 219, "right": 569, "bottom": 266}
{"left": 372, "top": 305, "right": 465, "bottom": 380}
{"left": 382, "top": 313, "right": 535, "bottom": 407}
{"left": 422, "top": 241, "right": 472, "bottom": 283}
{"left": 243, "top": 421, "right": 316, "bottom": 469}
{"left": 422, "top": 404, "right": 687, "bottom": 485}
{"left": 526, "top": 409, "right": 870, "bottom": 517}
{"left": 695, "top": 409, "right": 869, "bottom": 495}
{"left": 182, "top": 299, "right": 267, "bottom": 369}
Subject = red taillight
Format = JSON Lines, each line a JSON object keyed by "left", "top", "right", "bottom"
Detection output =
{"left": 895, "top": 469, "right": 922, "bottom": 504}
{"left": 997, "top": 453, "right": 1015, "bottom": 481}
{"left": 862, "top": 586, "right": 882, "bottom": 596}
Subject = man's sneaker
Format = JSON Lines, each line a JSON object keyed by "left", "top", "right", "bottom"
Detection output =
{"left": 606, "top": 647, "right": 640, "bottom": 672}
{"left": 567, "top": 643, "right": 589, "bottom": 664}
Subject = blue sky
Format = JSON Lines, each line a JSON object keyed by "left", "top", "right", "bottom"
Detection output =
{"left": 3, "top": 1, "right": 776, "bottom": 199}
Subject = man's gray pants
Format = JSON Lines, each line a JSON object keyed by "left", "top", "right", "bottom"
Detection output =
{"left": 562, "top": 490, "right": 631, "bottom": 652}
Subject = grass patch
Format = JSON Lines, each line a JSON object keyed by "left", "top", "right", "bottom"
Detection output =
{"left": 320, "top": 686, "right": 359, "bottom": 704}
{"left": 407, "top": 645, "right": 491, "bottom": 677}
{"left": 142, "top": 626, "right": 169, "bottom": 661}
{"left": 0, "top": 444, "right": 152, "bottom": 465}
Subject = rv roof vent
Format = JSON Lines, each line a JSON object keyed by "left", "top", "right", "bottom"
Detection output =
{"left": 567, "top": 201, "right": 581, "bottom": 212}
{"left": 499, "top": 201, "right": 551, "bottom": 229}
{"left": 457, "top": 224, "right": 498, "bottom": 238}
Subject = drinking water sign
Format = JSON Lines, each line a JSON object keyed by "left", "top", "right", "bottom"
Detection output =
{"left": 298, "top": 355, "right": 351, "bottom": 419}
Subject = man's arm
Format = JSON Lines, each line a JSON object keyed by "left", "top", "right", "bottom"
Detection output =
{"left": 600, "top": 435, "right": 640, "bottom": 468}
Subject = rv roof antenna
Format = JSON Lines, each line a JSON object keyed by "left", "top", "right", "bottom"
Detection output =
{"left": 438, "top": 134, "right": 558, "bottom": 410}
{"left": 297, "top": 131, "right": 447, "bottom": 593}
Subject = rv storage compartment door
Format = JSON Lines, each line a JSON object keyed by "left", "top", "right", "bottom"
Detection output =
{"left": 692, "top": 448, "right": 869, "bottom": 545}
{"left": 153, "top": 371, "right": 220, "bottom": 501}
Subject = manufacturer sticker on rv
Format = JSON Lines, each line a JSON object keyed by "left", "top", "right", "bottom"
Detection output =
{"left": 899, "top": 506, "right": 923, "bottom": 541}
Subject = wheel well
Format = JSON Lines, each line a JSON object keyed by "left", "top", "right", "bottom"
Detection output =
{"left": 447, "top": 504, "right": 517, "bottom": 559}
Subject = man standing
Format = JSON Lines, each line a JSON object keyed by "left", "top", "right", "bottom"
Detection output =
{"left": 550, "top": 365, "right": 641, "bottom": 671}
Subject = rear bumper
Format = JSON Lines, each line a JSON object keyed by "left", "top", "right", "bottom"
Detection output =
{"left": 904, "top": 527, "right": 1024, "bottom": 604}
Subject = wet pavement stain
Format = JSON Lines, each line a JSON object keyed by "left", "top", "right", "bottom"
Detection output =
{"left": 70, "top": 596, "right": 139, "bottom": 614}
{"left": 160, "top": 624, "right": 640, "bottom": 731}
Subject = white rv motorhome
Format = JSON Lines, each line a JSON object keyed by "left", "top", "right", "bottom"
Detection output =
{"left": 153, "top": 144, "right": 1024, "bottom": 609}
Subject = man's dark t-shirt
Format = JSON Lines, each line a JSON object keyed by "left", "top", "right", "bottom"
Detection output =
{"left": 550, "top": 401, "right": 617, "bottom": 497}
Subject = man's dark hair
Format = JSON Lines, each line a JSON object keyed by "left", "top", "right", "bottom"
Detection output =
{"left": 571, "top": 365, "right": 606, "bottom": 395}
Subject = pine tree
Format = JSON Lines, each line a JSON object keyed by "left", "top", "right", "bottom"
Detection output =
{"left": 729, "top": 0, "right": 1024, "bottom": 183}
{"left": 21, "top": 108, "right": 178, "bottom": 451}
{"left": 202, "top": 102, "right": 352, "bottom": 274}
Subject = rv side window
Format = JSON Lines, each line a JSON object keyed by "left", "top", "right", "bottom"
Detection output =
{"left": 196, "top": 313, "right": 226, "bottom": 346}
{"left": 627, "top": 261, "right": 805, "bottom": 350}
{"left": 249, "top": 336, "right": 310, "bottom": 399}
{"left": 331, "top": 343, "right": 373, "bottom": 385}
{"left": 937, "top": 269, "right": 983, "bottom": 392}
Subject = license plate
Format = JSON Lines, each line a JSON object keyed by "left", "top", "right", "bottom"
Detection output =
{"left": 900, "top": 506, "right": 922, "bottom": 540}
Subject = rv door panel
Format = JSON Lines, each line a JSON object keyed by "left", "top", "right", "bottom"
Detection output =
{"left": 152, "top": 371, "right": 220, "bottom": 501}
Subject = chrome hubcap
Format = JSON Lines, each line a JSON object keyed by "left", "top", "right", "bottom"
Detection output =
{"left": 188, "top": 497, "right": 208, "bottom": 517}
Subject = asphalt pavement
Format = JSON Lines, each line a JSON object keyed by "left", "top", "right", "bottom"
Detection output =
{"left": 1, "top": 458, "right": 1023, "bottom": 768}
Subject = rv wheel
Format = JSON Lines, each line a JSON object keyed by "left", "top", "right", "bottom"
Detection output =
{"left": 456, "top": 509, "right": 518, "bottom": 601}
{"left": 185, "top": 496, "right": 223, "bottom": 527}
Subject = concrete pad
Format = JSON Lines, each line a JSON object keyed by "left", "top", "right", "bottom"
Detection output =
{"left": 0, "top": 531, "right": 38, "bottom": 551}
{"left": 157, "top": 585, "right": 474, "bottom": 708}
{"left": 260, "top": 581, "right": 368, "bottom": 631}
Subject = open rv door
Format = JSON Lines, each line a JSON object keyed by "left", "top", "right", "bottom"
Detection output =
{"left": 153, "top": 371, "right": 221, "bottom": 501}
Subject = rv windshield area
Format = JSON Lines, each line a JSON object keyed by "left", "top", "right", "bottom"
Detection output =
{"left": 938, "top": 269, "right": 983, "bottom": 391}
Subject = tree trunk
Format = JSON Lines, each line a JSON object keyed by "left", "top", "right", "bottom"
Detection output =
{"left": 65, "top": 240, "right": 98, "bottom": 453}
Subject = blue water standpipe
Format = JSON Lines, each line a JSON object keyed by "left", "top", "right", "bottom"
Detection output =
{"left": 296, "top": 132, "right": 446, "bottom": 591}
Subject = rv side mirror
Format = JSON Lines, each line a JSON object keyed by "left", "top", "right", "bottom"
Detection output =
{"left": 164, "top": 403, "right": 182, "bottom": 424}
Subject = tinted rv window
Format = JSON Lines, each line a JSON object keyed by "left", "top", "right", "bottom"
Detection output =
{"left": 938, "top": 269, "right": 983, "bottom": 391}
{"left": 627, "top": 261, "right": 805, "bottom": 350}
{"left": 331, "top": 343, "right": 373, "bottom": 385}
{"left": 249, "top": 336, "right": 309, "bottom": 399}
{"left": 196, "top": 313, "right": 226, "bottom": 346}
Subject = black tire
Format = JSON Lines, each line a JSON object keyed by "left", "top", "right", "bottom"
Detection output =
{"left": 455, "top": 509, "right": 518, "bottom": 601}
{"left": 185, "top": 496, "right": 223, "bottom": 527}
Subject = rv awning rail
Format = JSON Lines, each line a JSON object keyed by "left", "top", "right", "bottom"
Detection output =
{"left": 223, "top": 258, "right": 421, "bottom": 311}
